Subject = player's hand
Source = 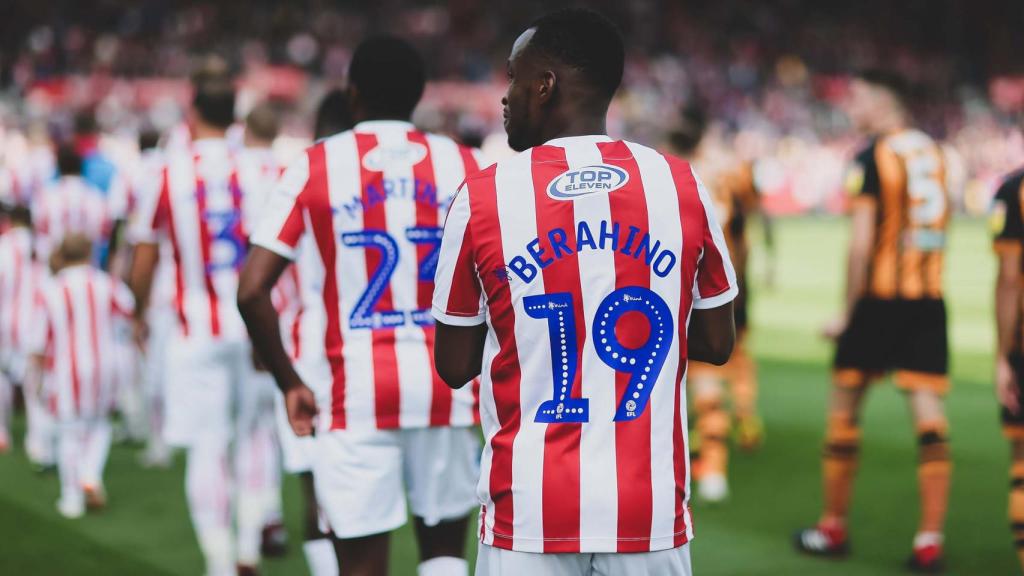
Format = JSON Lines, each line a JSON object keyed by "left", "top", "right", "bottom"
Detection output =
{"left": 821, "top": 315, "right": 847, "bottom": 341}
{"left": 132, "top": 317, "right": 149, "bottom": 352}
{"left": 285, "top": 384, "right": 319, "bottom": 437}
{"left": 997, "top": 356, "right": 1020, "bottom": 415}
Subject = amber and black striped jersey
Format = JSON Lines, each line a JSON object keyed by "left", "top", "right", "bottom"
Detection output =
{"left": 848, "top": 129, "right": 950, "bottom": 300}
{"left": 696, "top": 157, "right": 758, "bottom": 282}
{"left": 992, "top": 168, "right": 1024, "bottom": 271}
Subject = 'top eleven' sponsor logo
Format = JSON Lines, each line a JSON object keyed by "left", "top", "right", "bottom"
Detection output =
{"left": 546, "top": 163, "right": 629, "bottom": 201}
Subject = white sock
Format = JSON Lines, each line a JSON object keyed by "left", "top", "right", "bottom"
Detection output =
{"left": 81, "top": 420, "right": 111, "bottom": 488}
{"left": 913, "top": 531, "right": 943, "bottom": 548}
{"left": 199, "top": 527, "right": 236, "bottom": 576}
{"left": 418, "top": 556, "right": 468, "bottom": 576}
{"left": 303, "top": 539, "right": 339, "bottom": 576}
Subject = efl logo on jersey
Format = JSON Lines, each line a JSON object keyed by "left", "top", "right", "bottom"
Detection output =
{"left": 362, "top": 142, "right": 428, "bottom": 172}
{"left": 547, "top": 164, "right": 629, "bottom": 201}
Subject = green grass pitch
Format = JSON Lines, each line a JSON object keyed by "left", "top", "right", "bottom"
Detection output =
{"left": 0, "top": 217, "right": 1015, "bottom": 575}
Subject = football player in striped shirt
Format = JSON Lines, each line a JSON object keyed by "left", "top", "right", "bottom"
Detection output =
{"left": 433, "top": 9, "right": 736, "bottom": 575}
{"left": 992, "top": 166, "right": 1024, "bottom": 572}
{"left": 795, "top": 71, "right": 952, "bottom": 573}
{"left": 669, "top": 104, "right": 771, "bottom": 503}
{"left": 129, "top": 76, "right": 279, "bottom": 576}
{"left": 0, "top": 204, "right": 48, "bottom": 458}
{"left": 30, "top": 233, "right": 134, "bottom": 518}
{"left": 240, "top": 37, "right": 484, "bottom": 576}
{"left": 34, "top": 145, "right": 111, "bottom": 267}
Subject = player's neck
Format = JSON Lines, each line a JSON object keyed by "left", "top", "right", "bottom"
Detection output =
{"left": 192, "top": 122, "right": 227, "bottom": 142}
{"left": 543, "top": 114, "right": 608, "bottom": 144}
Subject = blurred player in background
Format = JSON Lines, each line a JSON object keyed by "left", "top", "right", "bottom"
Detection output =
{"left": 34, "top": 145, "right": 110, "bottom": 266}
{"left": 433, "top": 9, "right": 736, "bottom": 575}
{"left": 31, "top": 233, "right": 134, "bottom": 518}
{"left": 0, "top": 204, "right": 47, "bottom": 458}
{"left": 129, "top": 75, "right": 277, "bottom": 576}
{"left": 795, "top": 71, "right": 952, "bottom": 573}
{"left": 261, "top": 89, "right": 352, "bottom": 576}
{"left": 669, "top": 103, "right": 771, "bottom": 503}
{"left": 238, "top": 101, "right": 289, "bottom": 559}
{"left": 239, "top": 36, "right": 483, "bottom": 576}
{"left": 119, "top": 128, "right": 176, "bottom": 468}
{"left": 991, "top": 164, "right": 1024, "bottom": 573}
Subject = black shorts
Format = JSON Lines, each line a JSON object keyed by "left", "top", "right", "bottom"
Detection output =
{"left": 1004, "top": 354, "right": 1024, "bottom": 431}
{"left": 833, "top": 297, "right": 948, "bottom": 376}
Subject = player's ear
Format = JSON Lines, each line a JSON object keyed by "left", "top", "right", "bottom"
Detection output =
{"left": 538, "top": 70, "right": 556, "bottom": 104}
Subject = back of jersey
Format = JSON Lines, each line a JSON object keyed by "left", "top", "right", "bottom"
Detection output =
{"left": 850, "top": 129, "right": 950, "bottom": 300}
{"left": 433, "top": 135, "right": 737, "bottom": 554}
{"left": 252, "top": 120, "right": 483, "bottom": 430}
{"left": 133, "top": 139, "right": 255, "bottom": 340}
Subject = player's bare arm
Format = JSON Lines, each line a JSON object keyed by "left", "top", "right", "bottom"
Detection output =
{"left": 688, "top": 301, "right": 736, "bottom": 365}
{"left": 237, "top": 246, "right": 318, "bottom": 436}
{"left": 824, "top": 197, "right": 876, "bottom": 339}
{"left": 433, "top": 321, "right": 487, "bottom": 389}
{"left": 127, "top": 241, "right": 159, "bottom": 347}
{"left": 996, "top": 248, "right": 1022, "bottom": 414}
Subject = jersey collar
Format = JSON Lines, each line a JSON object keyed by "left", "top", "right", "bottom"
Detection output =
{"left": 543, "top": 135, "right": 614, "bottom": 147}
{"left": 354, "top": 120, "right": 415, "bottom": 132}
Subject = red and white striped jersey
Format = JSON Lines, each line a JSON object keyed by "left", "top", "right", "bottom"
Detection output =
{"left": 432, "top": 136, "right": 738, "bottom": 554}
{"left": 0, "top": 227, "right": 47, "bottom": 355}
{"left": 251, "top": 120, "right": 484, "bottom": 430}
{"left": 33, "top": 176, "right": 110, "bottom": 264}
{"left": 32, "top": 265, "right": 134, "bottom": 420}
{"left": 131, "top": 139, "right": 273, "bottom": 341}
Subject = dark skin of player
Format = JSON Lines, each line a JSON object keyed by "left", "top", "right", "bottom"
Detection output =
{"left": 237, "top": 88, "right": 469, "bottom": 576}
{"left": 434, "top": 27, "right": 735, "bottom": 389}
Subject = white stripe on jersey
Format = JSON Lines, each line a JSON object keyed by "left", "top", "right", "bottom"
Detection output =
{"left": 0, "top": 227, "right": 45, "bottom": 354}
{"left": 34, "top": 176, "right": 109, "bottom": 263}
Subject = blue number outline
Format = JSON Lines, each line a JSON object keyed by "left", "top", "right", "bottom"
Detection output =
{"left": 525, "top": 293, "right": 589, "bottom": 423}
{"left": 341, "top": 230, "right": 406, "bottom": 329}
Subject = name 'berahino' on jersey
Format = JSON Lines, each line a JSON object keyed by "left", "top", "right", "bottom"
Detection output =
{"left": 251, "top": 120, "right": 484, "bottom": 431}
{"left": 432, "top": 135, "right": 737, "bottom": 554}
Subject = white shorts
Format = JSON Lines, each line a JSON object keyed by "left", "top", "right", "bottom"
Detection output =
{"left": 476, "top": 543, "right": 692, "bottom": 576}
{"left": 163, "top": 337, "right": 271, "bottom": 447}
{"left": 312, "top": 426, "right": 480, "bottom": 539}
{"left": 274, "top": 389, "right": 315, "bottom": 473}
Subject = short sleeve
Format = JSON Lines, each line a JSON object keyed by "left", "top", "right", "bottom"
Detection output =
{"left": 432, "top": 187, "right": 485, "bottom": 326}
{"left": 127, "top": 166, "right": 169, "bottom": 244}
{"left": 691, "top": 168, "right": 739, "bottom": 309}
{"left": 993, "top": 173, "right": 1024, "bottom": 252}
{"left": 250, "top": 153, "right": 311, "bottom": 261}
{"left": 846, "top": 142, "right": 881, "bottom": 199}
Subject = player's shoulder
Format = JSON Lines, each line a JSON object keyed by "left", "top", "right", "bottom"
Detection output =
{"left": 996, "top": 166, "right": 1024, "bottom": 202}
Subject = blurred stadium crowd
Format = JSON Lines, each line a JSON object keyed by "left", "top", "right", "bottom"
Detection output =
{"left": 2, "top": 0, "right": 1024, "bottom": 215}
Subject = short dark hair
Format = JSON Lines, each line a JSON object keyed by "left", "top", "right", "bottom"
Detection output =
{"left": 856, "top": 69, "right": 912, "bottom": 104}
{"left": 348, "top": 36, "right": 426, "bottom": 118}
{"left": 138, "top": 128, "right": 160, "bottom": 151}
{"left": 669, "top": 103, "right": 709, "bottom": 155}
{"left": 245, "top": 102, "right": 280, "bottom": 143}
{"left": 4, "top": 204, "right": 31, "bottom": 227}
{"left": 192, "top": 78, "right": 236, "bottom": 129}
{"left": 528, "top": 8, "right": 625, "bottom": 102}
{"left": 314, "top": 88, "right": 352, "bottom": 139}
{"left": 56, "top": 144, "right": 82, "bottom": 175}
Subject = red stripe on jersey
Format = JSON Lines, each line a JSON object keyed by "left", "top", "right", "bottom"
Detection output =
{"left": 62, "top": 286, "right": 81, "bottom": 415}
{"left": 598, "top": 141, "right": 654, "bottom": 552}
{"left": 667, "top": 157, "right": 702, "bottom": 544}
{"left": 355, "top": 133, "right": 401, "bottom": 429}
{"left": 194, "top": 175, "right": 222, "bottom": 337}
{"left": 305, "top": 144, "right": 348, "bottom": 430}
{"left": 158, "top": 170, "right": 190, "bottom": 336}
{"left": 276, "top": 204, "right": 305, "bottom": 248}
{"left": 695, "top": 198, "right": 729, "bottom": 299}
{"left": 289, "top": 266, "right": 303, "bottom": 360}
{"left": 407, "top": 131, "right": 452, "bottom": 427}
{"left": 459, "top": 146, "right": 481, "bottom": 175}
{"left": 529, "top": 145, "right": 583, "bottom": 552}
{"left": 469, "top": 165, "right": 521, "bottom": 544}
{"left": 85, "top": 274, "right": 101, "bottom": 412}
